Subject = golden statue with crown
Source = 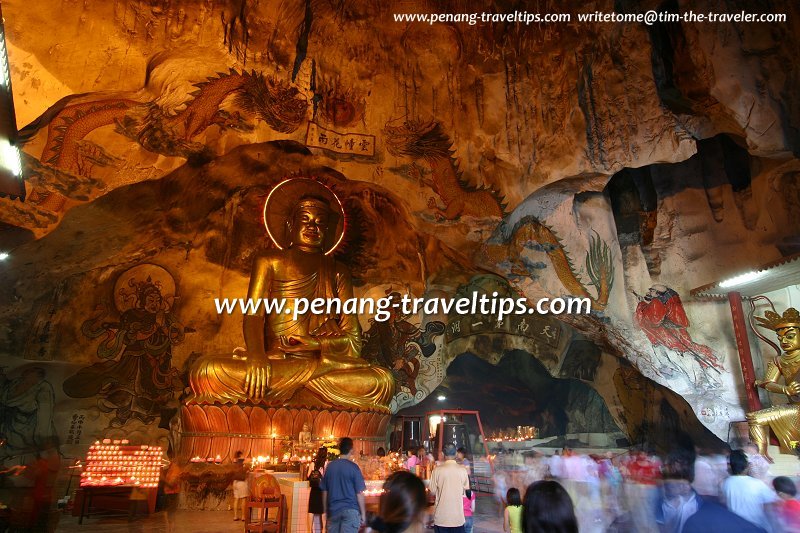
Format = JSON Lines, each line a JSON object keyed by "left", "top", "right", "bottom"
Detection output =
{"left": 747, "top": 307, "right": 800, "bottom": 458}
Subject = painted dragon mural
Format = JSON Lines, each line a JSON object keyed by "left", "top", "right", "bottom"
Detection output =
{"left": 384, "top": 120, "right": 507, "bottom": 220}
{"left": 496, "top": 217, "right": 615, "bottom": 311}
{"left": 385, "top": 118, "right": 614, "bottom": 311}
{"left": 34, "top": 99, "right": 141, "bottom": 175}
{"left": 19, "top": 70, "right": 308, "bottom": 175}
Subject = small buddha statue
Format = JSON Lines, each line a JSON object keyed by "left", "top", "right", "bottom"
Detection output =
{"left": 746, "top": 307, "right": 800, "bottom": 458}
{"left": 298, "top": 424, "right": 312, "bottom": 446}
{"left": 187, "top": 178, "right": 393, "bottom": 411}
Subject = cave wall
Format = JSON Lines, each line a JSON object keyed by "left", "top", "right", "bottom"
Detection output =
{"left": 1, "top": 0, "right": 799, "bottom": 458}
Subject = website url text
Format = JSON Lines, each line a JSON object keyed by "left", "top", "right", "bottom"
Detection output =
{"left": 393, "top": 10, "right": 787, "bottom": 26}
{"left": 214, "top": 294, "right": 592, "bottom": 322}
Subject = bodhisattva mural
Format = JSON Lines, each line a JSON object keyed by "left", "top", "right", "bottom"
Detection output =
{"left": 63, "top": 264, "right": 186, "bottom": 428}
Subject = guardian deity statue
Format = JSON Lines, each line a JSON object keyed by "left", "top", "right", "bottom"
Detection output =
{"left": 747, "top": 307, "right": 800, "bottom": 458}
{"left": 187, "top": 178, "right": 393, "bottom": 412}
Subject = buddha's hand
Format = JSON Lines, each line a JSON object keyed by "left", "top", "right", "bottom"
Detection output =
{"left": 279, "top": 334, "right": 321, "bottom": 353}
{"left": 244, "top": 359, "right": 270, "bottom": 400}
{"left": 785, "top": 381, "right": 800, "bottom": 396}
{"left": 311, "top": 319, "right": 344, "bottom": 337}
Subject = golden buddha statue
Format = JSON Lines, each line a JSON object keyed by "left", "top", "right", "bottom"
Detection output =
{"left": 298, "top": 423, "right": 312, "bottom": 446}
{"left": 746, "top": 307, "right": 800, "bottom": 457}
{"left": 188, "top": 178, "right": 393, "bottom": 412}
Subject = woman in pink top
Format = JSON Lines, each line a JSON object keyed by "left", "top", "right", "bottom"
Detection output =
{"left": 406, "top": 449, "right": 419, "bottom": 475}
{"left": 463, "top": 489, "right": 476, "bottom": 533}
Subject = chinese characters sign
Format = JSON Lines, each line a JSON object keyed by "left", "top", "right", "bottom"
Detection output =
{"left": 66, "top": 413, "right": 85, "bottom": 445}
{"left": 306, "top": 122, "right": 375, "bottom": 156}
{"left": 444, "top": 312, "right": 562, "bottom": 348}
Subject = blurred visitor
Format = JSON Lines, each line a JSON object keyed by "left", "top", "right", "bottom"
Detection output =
{"left": 368, "top": 471, "right": 427, "bottom": 533}
{"left": 308, "top": 446, "right": 328, "bottom": 533}
{"left": 722, "top": 450, "right": 777, "bottom": 531}
{"left": 655, "top": 448, "right": 766, "bottom": 533}
{"left": 457, "top": 447, "right": 471, "bottom": 475}
{"left": 463, "top": 489, "right": 476, "bottom": 533}
{"left": 162, "top": 461, "right": 182, "bottom": 532}
{"left": 231, "top": 450, "right": 249, "bottom": 521}
{"left": 772, "top": 476, "right": 800, "bottom": 533}
{"left": 522, "top": 480, "right": 578, "bottom": 533}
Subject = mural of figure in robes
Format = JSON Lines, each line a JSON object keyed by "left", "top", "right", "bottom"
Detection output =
{"left": 0, "top": 366, "right": 59, "bottom": 461}
{"left": 634, "top": 284, "right": 724, "bottom": 388}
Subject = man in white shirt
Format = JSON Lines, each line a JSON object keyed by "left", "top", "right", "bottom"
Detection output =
{"left": 429, "top": 444, "right": 470, "bottom": 533}
{"left": 549, "top": 450, "right": 564, "bottom": 478}
{"left": 722, "top": 450, "right": 778, "bottom": 532}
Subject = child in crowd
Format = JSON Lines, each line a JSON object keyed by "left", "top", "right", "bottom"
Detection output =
{"left": 463, "top": 488, "right": 476, "bottom": 533}
{"left": 773, "top": 476, "right": 800, "bottom": 533}
{"left": 406, "top": 448, "right": 419, "bottom": 475}
{"left": 503, "top": 487, "right": 523, "bottom": 533}
{"left": 743, "top": 442, "right": 771, "bottom": 482}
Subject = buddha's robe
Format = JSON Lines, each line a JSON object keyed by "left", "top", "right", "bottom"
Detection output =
{"left": 188, "top": 256, "right": 393, "bottom": 412}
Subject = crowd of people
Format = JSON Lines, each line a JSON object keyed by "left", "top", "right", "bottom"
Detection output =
{"left": 305, "top": 437, "right": 800, "bottom": 533}
{"left": 489, "top": 443, "right": 800, "bottom": 533}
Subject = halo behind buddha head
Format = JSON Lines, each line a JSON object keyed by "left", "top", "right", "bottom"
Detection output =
{"left": 263, "top": 177, "right": 345, "bottom": 255}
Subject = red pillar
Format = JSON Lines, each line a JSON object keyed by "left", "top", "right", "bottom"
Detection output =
{"left": 728, "top": 291, "right": 762, "bottom": 411}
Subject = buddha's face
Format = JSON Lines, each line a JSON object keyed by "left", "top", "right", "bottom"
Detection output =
{"left": 289, "top": 202, "right": 329, "bottom": 249}
{"left": 778, "top": 327, "right": 800, "bottom": 353}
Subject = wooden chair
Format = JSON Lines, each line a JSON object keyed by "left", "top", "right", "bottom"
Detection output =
{"left": 244, "top": 492, "right": 285, "bottom": 533}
